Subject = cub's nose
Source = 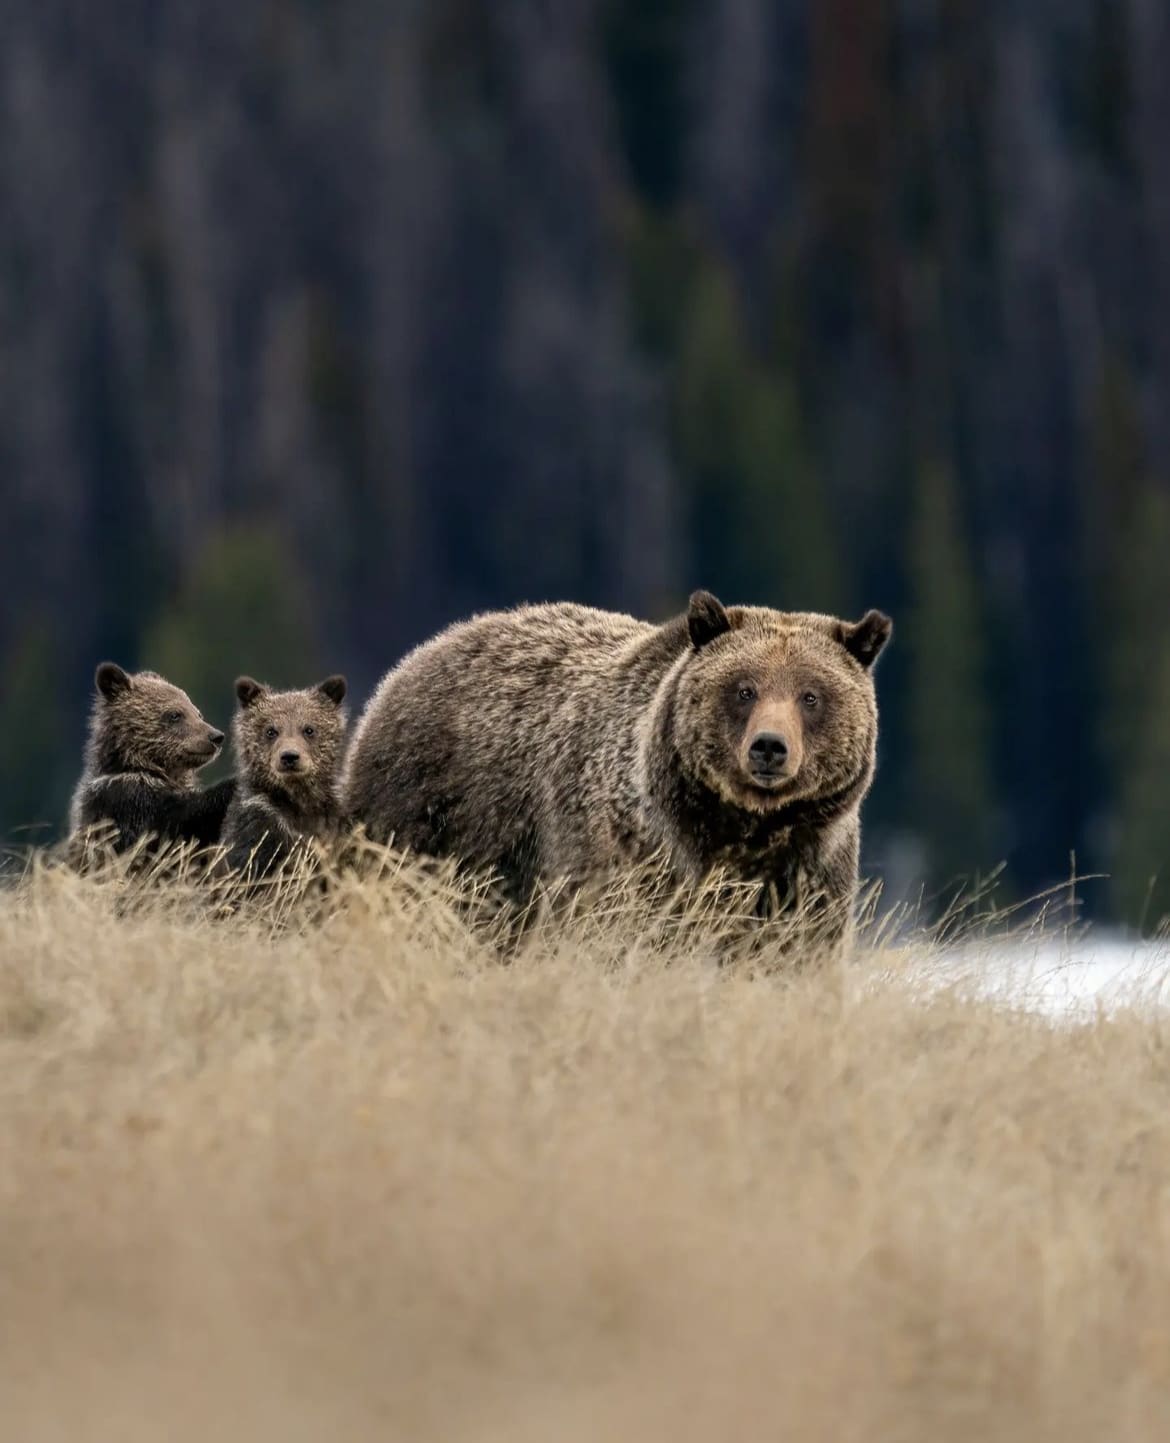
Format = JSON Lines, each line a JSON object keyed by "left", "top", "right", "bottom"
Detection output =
{"left": 209, "top": 730, "right": 225, "bottom": 748}
{"left": 279, "top": 750, "right": 302, "bottom": 771}
{"left": 748, "top": 733, "right": 789, "bottom": 771}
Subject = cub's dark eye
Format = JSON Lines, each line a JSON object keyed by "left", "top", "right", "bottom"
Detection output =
{"left": 265, "top": 726, "right": 279, "bottom": 741}
{"left": 801, "top": 691, "right": 820, "bottom": 711}
{"left": 164, "top": 710, "right": 182, "bottom": 724}
{"left": 302, "top": 725, "right": 316, "bottom": 739}
{"left": 737, "top": 685, "right": 757, "bottom": 703}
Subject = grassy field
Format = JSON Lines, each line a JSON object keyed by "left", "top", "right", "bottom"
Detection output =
{"left": 2, "top": 855, "right": 1170, "bottom": 1441}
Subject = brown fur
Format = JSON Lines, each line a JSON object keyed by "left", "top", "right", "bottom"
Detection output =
{"left": 68, "top": 663, "right": 233, "bottom": 856}
{"left": 342, "top": 593, "right": 891, "bottom": 951}
{"left": 217, "top": 676, "right": 348, "bottom": 882}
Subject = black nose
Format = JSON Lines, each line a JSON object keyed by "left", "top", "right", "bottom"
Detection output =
{"left": 209, "top": 730, "right": 225, "bottom": 748}
{"left": 279, "top": 750, "right": 302, "bottom": 769}
{"left": 748, "top": 733, "right": 789, "bottom": 769}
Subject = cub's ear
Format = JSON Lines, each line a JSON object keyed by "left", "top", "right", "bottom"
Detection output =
{"left": 687, "top": 590, "right": 732, "bottom": 650}
{"left": 95, "top": 662, "right": 132, "bottom": 700}
{"left": 838, "top": 610, "right": 893, "bottom": 669}
{"left": 235, "top": 676, "right": 267, "bottom": 709}
{"left": 317, "top": 675, "right": 347, "bottom": 707}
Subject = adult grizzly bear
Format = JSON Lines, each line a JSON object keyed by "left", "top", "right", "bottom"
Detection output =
{"left": 343, "top": 592, "right": 891, "bottom": 950}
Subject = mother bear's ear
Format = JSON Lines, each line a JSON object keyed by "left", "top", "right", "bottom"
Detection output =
{"left": 687, "top": 591, "right": 732, "bottom": 650}
{"left": 837, "top": 610, "right": 893, "bottom": 669}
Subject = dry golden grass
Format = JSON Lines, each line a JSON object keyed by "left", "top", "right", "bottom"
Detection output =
{"left": 2, "top": 852, "right": 1170, "bottom": 1441}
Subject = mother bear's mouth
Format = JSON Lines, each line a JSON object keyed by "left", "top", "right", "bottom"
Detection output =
{"left": 748, "top": 769, "right": 792, "bottom": 788}
{"left": 746, "top": 769, "right": 797, "bottom": 795}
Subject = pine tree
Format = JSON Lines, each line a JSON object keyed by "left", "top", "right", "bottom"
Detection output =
{"left": 736, "top": 371, "right": 842, "bottom": 614}
{"left": 0, "top": 621, "right": 69, "bottom": 847}
{"left": 904, "top": 461, "right": 996, "bottom": 890}
{"left": 1100, "top": 486, "right": 1170, "bottom": 765}
{"left": 1113, "top": 638, "right": 1170, "bottom": 932}
{"left": 141, "top": 526, "right": 323, "bottom": 779}
{"left": 674, "top": 261, "right": 746, "bottom": 483}
{"left": 673, "top": 261, "right": 842, "bottom": 611}
{"left": 1105, "top": 485, "right": 1170, "bottom": 927}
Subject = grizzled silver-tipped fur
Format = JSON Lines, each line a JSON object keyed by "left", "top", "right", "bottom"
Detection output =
{"left": 343, "top": 594, "right": 891, "bottom": 954}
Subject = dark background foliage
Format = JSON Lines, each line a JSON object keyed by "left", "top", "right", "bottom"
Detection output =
{"left": 4, "top": 0, "right": 1169, "bottom": 923}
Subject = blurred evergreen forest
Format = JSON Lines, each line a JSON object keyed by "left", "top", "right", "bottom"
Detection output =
{"left": 3, "top": 0, "right": 1170, "bottom": 923}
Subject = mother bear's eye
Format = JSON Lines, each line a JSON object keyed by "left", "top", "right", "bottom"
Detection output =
{"left": 802, "top": 691, "right": 820, "bottom": 711}
{"left": 737, "top": 684, "right": 757, "bottom": 703}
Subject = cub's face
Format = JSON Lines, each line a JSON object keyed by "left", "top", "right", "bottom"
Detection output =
{"left": 675, "top": 593, "right": 891, "bottom": 816}
{"left": 234, "top": 675, "right": 347, "bottom": 800}
{"left": 94, "top": 663, "right": 225, "bottom": 778}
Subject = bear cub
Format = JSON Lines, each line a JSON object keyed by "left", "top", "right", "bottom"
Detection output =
{"left": 217, "top": 674, "right": 348, "bottom": 884}
{"left": 68, "top": 662, "right": 234, "bottom": 858}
